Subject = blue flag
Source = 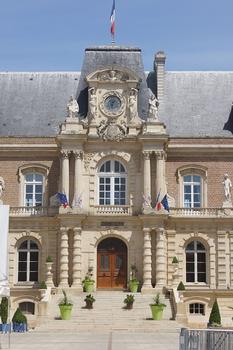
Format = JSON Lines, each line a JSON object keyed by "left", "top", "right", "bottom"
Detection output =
{"left": 161, "top": 194, "right": 170, "bottom": 212}
{"left": 56, "top": 193, "right": 68, "bottom": 208}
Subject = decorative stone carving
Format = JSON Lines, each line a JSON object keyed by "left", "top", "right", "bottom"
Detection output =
{"left": 97, "top": 120, "right": 127, "bottom": 142}
{"left": 66, "top": 96, "right": 79, "bottom": 119}
{"left": 88, "top": 87, "right": 97, "bottom": 120}
{"left": 0, "top": 177, "right": 5, "bottom": 204}
{"left": 148, "top": 93, "right": 159, "bottom": 121}
{"left": 222, "top": 174, "right": 233, "bottom": 208}
{"left": 129, "top": 88, "right": 138, "bottom": 122}
{"left": 49, "top": 194, "right": 60, "bottom": 207}
{"left": 98, "top": 69, "right": 129, "bottom": 82}
{"left": 84, "top": 153, "right": 95, "bottom": 171}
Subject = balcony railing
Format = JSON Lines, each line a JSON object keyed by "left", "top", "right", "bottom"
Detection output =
{"left": 10, "top": 206, "right": 58, "bottom": 217}
{"left": 93, "top": 205, "right": 132, "bottom": 215}
{"left": 170, "top": 207, "right": 232, "bottom": 217}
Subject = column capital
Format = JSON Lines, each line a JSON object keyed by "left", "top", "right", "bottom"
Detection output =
{"left": 61, "top": 150, "right": 71, "bottom": 159}
{"left": 73, "top": 227, "right": 82, "bottom": 234}
{"left": 143, "top": 227, "right": 151, "bottom": 235}
{"left": 73, "top": 150, "right": 83, "bottom": 160}
{"left": 154, "top": 150, "right": 165, "bottom": 160}
{"left": 60, "top": 226, "right": 69, "bottom": 233}
{"left": 142, "top": 151, "right": 152, "bottom": 160}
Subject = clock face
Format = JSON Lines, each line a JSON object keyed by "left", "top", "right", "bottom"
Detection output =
{"left": 104, "top": 95, "right": 121, "bottom": 112}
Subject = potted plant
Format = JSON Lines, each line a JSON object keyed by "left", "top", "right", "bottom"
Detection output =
{"left": 82, "top": 267, "right": 95, "bottom": 292}
{"left": 59, "top": 290, "right": 73, "bottom": 320}
{"left": 12, "top": 308, "right": 27, "bottom": 332}
{"left": 129, "top": 264, "right": 139, "bottom": 293}
{"left": 124, "top": 294, "right": 135, "bottom": 310}
{"left": 172, "top": 256, "right": 179, "bottom": 264}
{"left": 208, "top": 299, "right": 222, "bottom": 328}
{"left": 150, "top": 293, "right": 166, "bottom": 320}
{"left": 0, "top": 297, "right": 10, "bottom": 333}
{"left": 84, "top": 294, "right": 95, "bottom": 309}
{"left": 46, "top": 255, "right": 53, "bottom": 263}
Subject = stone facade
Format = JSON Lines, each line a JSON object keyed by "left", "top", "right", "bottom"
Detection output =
{"left": 1, "top": 46, "right": 233, "bottom": 328}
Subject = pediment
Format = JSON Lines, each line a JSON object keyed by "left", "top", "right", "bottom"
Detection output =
{"left": 86, "top": 67, "right": 140, "bottom": 83}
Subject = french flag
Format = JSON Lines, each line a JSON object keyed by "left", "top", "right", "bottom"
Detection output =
{"left": 110, "top": 0, "right": 116, "bottom": 39}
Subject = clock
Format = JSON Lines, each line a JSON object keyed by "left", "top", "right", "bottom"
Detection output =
{"left": 104, "top": 95, "right": 121, "bottom": 112}
{"left": 100, "top": 91, "right": 125, "bottom": 117}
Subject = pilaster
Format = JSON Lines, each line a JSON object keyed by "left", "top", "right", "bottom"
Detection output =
{"left": 143, "top": 151, "right": 151, "bottom": 200}
{"left": 73, "top": 150, "right": 83, "bottom": 206}
{"left": 229, "top": 232, "right": 233, "bottom": 288}
{"left": 155, "top": 151, "right": 166, "bottom": 198}
{"left": 217, "top": 231, "right": 227, "bottom": 289}
{"left": 61, "top": 150, "right": 70, "bottom": 201}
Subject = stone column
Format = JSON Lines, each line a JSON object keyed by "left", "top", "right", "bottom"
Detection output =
{"left": 142, "top": 228, "right": 153, "bottom": 291}
{"left": 72, "top": 227, "right": 82, "bottom": 289}
{"left": 73, "top": 151, "right": 83, "bottom": 200}
{"left": 155, "top": 151, "right": 166, "bottom": 198}
{"left": 217, "top": 231, "right": 227, "bottom": 289}
{"left": 143, "top": 151, "right": 151, "bottom": 199}
{"left": 156, "top": 227, "right": 166, "bottom": 287}
{"left": 59, "top": 227, "right": 69, "bottom": 287}
{"left": 61, "top": 150, "right": 70, "bottom": 201}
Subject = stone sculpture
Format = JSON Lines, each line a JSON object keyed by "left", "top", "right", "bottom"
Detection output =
{"left": 148, "top": 94, "right": 159, "bottom": 120}
{"left": 129, "top": 88, "right": 138, "bottom": 122}
{"left": 223, "top": 174, "right": 232, "bottom": 201}
{"left": 88, "top": 87, "right": 97, "bottom": 119}
{"left": 67, "top": 96, "right": 79, "bottom": 118}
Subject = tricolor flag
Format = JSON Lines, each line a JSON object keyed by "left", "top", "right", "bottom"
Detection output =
{"left": 110, "top": 0, "right": 116, "bottom": 42}
{"left": 56, "top": 192, "right": 69, "bottom": 208}
{"left": 161, "top": 194, "right": 170, "bottom": 212}
{"left": 155, "top": 189, "right": 161, "bottom": 210}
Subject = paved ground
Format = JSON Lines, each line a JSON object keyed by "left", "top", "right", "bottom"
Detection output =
{"left": 0, "top": 330, "right": 180, "bottom": 350}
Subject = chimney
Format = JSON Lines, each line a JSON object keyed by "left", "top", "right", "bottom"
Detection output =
{"left": 154, "top": 51, "right": 166, "bottom": 102}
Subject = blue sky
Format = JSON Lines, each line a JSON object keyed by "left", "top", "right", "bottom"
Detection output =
{"left": 0, "top": 0, "right": 233, "bottom": 71}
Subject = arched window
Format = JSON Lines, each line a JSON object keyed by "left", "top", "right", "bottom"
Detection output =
{"left": 183, "top": 175, "right": 201, "bottom": 208}
{"left": 98, "top": 160, "right": 127, "bottom": 205}
{"left": 186, "top": 241, "right": 206, "bottom": 283}
{"left": 19, "top": 302, "right": 35, "bottom": 315}
{"left": 24, "top": 173, "right": 44, "bottom": 207}
{"left": 189, "top": 303, "right": 205, "bottom": 315}
{"left": 18, "top": 240, "right": 39, "bottom": 282}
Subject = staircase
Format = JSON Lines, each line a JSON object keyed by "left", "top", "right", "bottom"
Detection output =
{"left": 36, "top": 291, "right": 181, "bottom": 333}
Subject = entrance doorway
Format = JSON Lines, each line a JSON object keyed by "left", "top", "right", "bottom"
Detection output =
{"left": 97, "top": 237, "right": 127, "bottom": 289}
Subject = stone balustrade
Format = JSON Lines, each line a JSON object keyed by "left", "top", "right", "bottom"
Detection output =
{"left": 9, "top": 206, "right": 58, "bottom": 217}
{"left": 93, "top": 205, "right": 132, "bottom": 215}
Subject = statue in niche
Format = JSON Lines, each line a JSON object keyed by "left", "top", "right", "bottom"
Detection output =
{"left": 0, "top": 177, "right": 5, "bottom": 204}
{"left": 67, "top": 96, "right": 79, "bottom": 118}
{"left": 109, "top": 70, "right": 117, "bottom": 81}
{"left": 88, "top": 87, "right": 97, "bottom": 119}
{"left": 129, "top": 88, "right": 138, "bottom": 121}
{"left": 223, "top": 174, "right": 232, "bottom": 201}
{"left": 148, "top": 93, "right": 159, "bottom": 120}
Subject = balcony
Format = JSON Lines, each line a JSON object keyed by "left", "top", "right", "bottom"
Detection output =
{"left": 93, "top": 205, "right": 132, "bottom": 216}
{"left": 170, "top": 207, "right": 233, "bottom": 217}
{"left": 10, "top": 206, "right": 58, "bottom": 217}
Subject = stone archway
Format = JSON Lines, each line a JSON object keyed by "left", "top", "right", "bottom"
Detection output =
{"left": 97, "top": 237, "right": 127, "bottom": 289}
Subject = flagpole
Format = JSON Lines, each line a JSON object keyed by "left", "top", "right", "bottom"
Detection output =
{"left": 110, "top": 0, "right": 116, "bottom": 45}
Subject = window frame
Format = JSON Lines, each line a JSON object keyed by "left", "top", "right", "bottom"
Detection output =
{"left": 17, "top": 239, "right": 40, "bottom": 283}
{"left": 97, "top": 160, "right": 127, "bottom": 206}
{"left": 18, "top": 164, "right": 49, "bottom": 207}
{"left": 189, "top": 303, "right": 205, "bottom": 315}
{"left": 185, "top": 240, "right": 207, "bottom": 284}
{"left": 176, "top": 165, "right": 208, "bottom": 208}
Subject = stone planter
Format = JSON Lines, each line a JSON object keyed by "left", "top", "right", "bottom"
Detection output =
{"left": 12, "top": 322, "right": 27, "bottom": 332}
{"left": 129, "top": 280, "right": 139, "bottom": 293}
{"left": 83, "top": 281, "right": 94, "bottom": 293}
{"left": 45, "top": 262, "right": 54, "bottom": 287}
{"left": 0, "top": 323, "right": 11, "bottom": 333}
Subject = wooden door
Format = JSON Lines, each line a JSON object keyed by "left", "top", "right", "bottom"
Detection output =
{"left": 97, "top": 238, "right": 127, "bottom": 289}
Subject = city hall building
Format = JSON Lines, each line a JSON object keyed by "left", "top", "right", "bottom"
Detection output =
{"left": 1, "top": 46, "right": 233, "bottom": 327}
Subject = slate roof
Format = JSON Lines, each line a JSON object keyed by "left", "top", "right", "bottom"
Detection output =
{"left": 0, "top": 46, "right": 233, "bottom": 138}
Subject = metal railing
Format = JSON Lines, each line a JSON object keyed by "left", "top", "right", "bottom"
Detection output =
{"left": 180, "top": 328, "right": 233, "bottom": 350}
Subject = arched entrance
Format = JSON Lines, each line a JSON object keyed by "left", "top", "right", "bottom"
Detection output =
{"left": 97, "top": 237, "right": 127, "bottom": 289}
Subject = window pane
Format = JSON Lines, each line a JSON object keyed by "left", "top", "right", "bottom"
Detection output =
{"left": 114, "top": 161, "right": 119, "bottom": 173}
{"left": 186, "top": 273, "right": 195, "bottom": 282}
{"left": 35, "top": 185, "right": 42, "bottom": 193}
{"left": 18, "top": 262, "right": 27, "bottom": 271}
{"left": 30, "top": 272, "right": 38, "bottom": 282}
{"left": 120, "top": 164, "right": 125, "bottom": 173}
{"left": 18, "top": 272, "right": 27, "bottom": 282}
{"left": 30, "top": 241, "right": 38, "bottom": 249}
{"left": 19, "top": 241, "right": 28, "bottom": 250}
{"left": 184, "top": 185, "right": 191, "bottom": 193}
{"left": 35, "top": 174, "right": 43, "bottom": 182}
{"left": 35, "top": 194, "right": 42, "bottom": 203}
{"left": 30, "top": 262, "right": 38, "bottom": 271}
{"left": 193, "top": 175, "right": 201, "bottom": 182}
{"left": 106, "top": 161, "right": 111, "bottom": 172}
{"left": 100, "top": 178, "right": 104, "bottom": 184}
{"left": 106, "top": 178, "right": 110, "bottom": 184}
{"left": 184, "top": 175, "right": 191, "bottom": 182}
{"left": 25, "top": 174, "right": 33, "bottom": 181}
{"left": 100, "top": 255, "right": 109, "bottom": 270}
{"left": 186, "top": 263, "right": 195, "bottom": 272}
{"left": 197, "top": 242, "right": 205, "bottom": 251}
{"left": 26, "top": 185, "right": 33, "bottom": 193}
{"left": 198, "top": 273, "right": 206, "bottom": 282}
{"left": 197, "top": 252, "right": 206, "bottom": 262}
{"left": 186, "top": 242, "right": 194, "bottom": 251}
{"left": 19, "top": 251, "right": 27, "bottom": 260}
